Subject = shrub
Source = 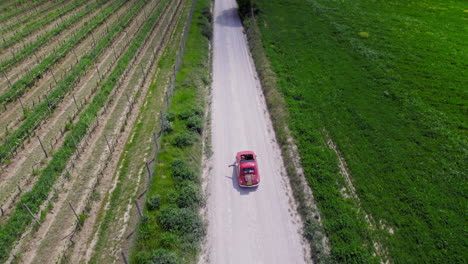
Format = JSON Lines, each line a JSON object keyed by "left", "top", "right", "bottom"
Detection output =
{"left": 158, "top": 207, "right": 204, "bottom": 236}
{"left": 160, "top": 232, "right": 178, "bottom": 249}
{"left": 150, "top": 248, "right": 180, "bottom": 264}
{"left": 172, "top": 132, "right": 196, "bottom": 147}
{"left": 170, "top": 159, "right": 196, "bottom": 182}
{"left": 186, "top": 116, "right": 203, "bottom": 134}
{"left": 147, "top": 195, "right": 161, "bottom": 211}
{"left": 200, "top": 22, "right": 212, "bottom": 40}
{"left": 165, "top": 112, "right": 175, "bottom": 121}
{"left": 176, "top": 182, "right": 203, "bottom": 208}
{"left": 178, "top": 107, "right": 203, "bottom": 120}
{"left": 162, "top": 120, "right": 173, "bottom": 133}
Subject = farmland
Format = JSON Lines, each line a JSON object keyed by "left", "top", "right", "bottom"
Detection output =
{"left": 0, "top": 0, "right": 199, "bottom": 262}
{"left": 241, "top": 0, "right": 466, "bottom": 263}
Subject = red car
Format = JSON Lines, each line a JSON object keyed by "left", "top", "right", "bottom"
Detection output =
{"left": 229, "top": 151, "right": 260, "bottom": 187}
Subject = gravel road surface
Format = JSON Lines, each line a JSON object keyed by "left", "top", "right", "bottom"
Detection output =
{"left": 201, "top": 0, "right": 310, "bottom": 263}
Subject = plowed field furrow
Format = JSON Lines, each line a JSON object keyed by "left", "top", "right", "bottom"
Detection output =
{"left": 68, "top": 2, "right": 186, "bottom": 262}
{"left": 0, "top": 0, "right": 99, "bottom": 92}
{"left": 0, "top": 0, "right": 151, "bottom": 220}
{"left": 0, "top": 0, "right": 88, "bottom": 65}
{"left": 0, "top": 0, "right": 129, "bottom": 165}
{"left": 0, "top": 0, "right": 70, "bottom": 37}
{"left": 0, "top": 0, "right": 163, "bottom": 260}
{"left": 0, "top": 0, "right": 49, "bottom": 25}
{"left": 0, "top": 0, "right": 78, "bottom": 50}
{"left": 0, "top": 0, "right": 127, "bottom": 142}
{"left": 11, "top": 2, "right": 169, "bottom": 262}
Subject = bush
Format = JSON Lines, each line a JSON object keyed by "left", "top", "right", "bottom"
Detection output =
{"left": 162, "top": 120, "right": 173, "bottom": 133}
{"left": 186, "top": 116, "right": 203, "bottom": 134}
{"left": 158, "top": 207, "right": 204, "bottom": 236}
{"left": 160, "top": 232, "right": 178, "bottom": 249}
{"left": 147, "top": 195, "right": 161, "bottom": 211}
{"left": 150, "top": 248, "right": 180, "bottom": 264}
{"left": 134, "top": 248, "right": 180, "bottom": 264}
{"left": 172, "top": 132, "right": 196, "bottom": 148}
{"left": 165, "top": 112, "right": 175, "bottom": 122}
{"left": 178, "top": 107, "right": 203, "bottom": 120}
{"left": 176, "top": 182, "right": 203, "bottom": 208}
{"left": 200, "top": 22, "right": 212, "bottom": 40}
{"left": 170, "top": 159, "right": 196, "bottom": 182}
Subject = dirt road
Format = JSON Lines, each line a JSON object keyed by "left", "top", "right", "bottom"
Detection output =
{"left": 202, "top": 0, "right": 310, "bottom": 263}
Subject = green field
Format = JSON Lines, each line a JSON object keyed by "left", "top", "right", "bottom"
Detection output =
{"left": 243, "top": 0, "right": 467, "bottom": 263}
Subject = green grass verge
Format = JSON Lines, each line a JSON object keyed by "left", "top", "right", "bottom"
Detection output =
{"left": 0, "top": 0, "right": 144, "bottom": 165}
{"left": 0, "top": 0, "right": 87, "bottom": 50}
{"left": 129, "top": 0, "right": 212, "bottom": 262}
{"left": 0, "top": 1, "right": 165, "bottom": 260}
{"left": 240, "top": 0, "right": 466, "bottom": 263}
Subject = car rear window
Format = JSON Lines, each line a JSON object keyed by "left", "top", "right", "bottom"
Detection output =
{"left": 243, "top": 167, "right": 255, "bottom": 174}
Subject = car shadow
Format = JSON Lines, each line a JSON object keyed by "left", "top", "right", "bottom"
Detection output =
{"left": 228, "top": 163, "right": 257, "bottom": 195}
{"left": 215, "top": 8, "right": 243, "bottom": 28}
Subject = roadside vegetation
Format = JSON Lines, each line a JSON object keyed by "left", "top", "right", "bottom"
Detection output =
{"left": 130, "top": 0, "right": 212, "bottom": 262}
{"left": 239, "top": 0, "right": 466, "bottom": 263}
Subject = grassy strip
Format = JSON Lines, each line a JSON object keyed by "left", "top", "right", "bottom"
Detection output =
{"left": 0, "top": 0, "right": 133, "bottom": 165}
{"left": 0, "top": 0, "right": 105, "bottom": 73}
{"left": 0, "top": 0, "right": 166, "bottom": 260}
{"left": 0, "top": 0, "right": 49, "bottom": 23}
{"left": 130, "top": 0, "right": 212, "bottom": 262}
{"left": 240, "top": 0, "right": 466, "bottom": 263}
{"left": 0, "top": 0, "right": 87, "bottom": 50}
{"left": 87, "top": 3, "right": 188, "bottom": 262}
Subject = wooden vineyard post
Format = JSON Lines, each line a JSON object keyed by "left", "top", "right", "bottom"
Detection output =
{"left": 1, "top": 70, "right": 12, "bottom": 88}
{"left": 135, "top": 200, "right": 142, "bottom": 218}
{"left": 18, "top": 97, "right": 25, "bottom": 114}
{"left": 104, "top": 135, "right": 112, "bottom": 152}
{"left": 37, "top": 136, "right": 48, "bottom": 158}
{"left": 23, "top": 204, "right": 39, "bottom": 225}
{"left": 69, "top": 202, "right": 81, "bottom": 226}
{"left": 121, "top": 251, "right": 129, "bottom": 264}
{"left": 72, "top": 94, "right": 78, "bottom": 108}
{"left": 145, "top": 161, "right": 151, "bottom": 180}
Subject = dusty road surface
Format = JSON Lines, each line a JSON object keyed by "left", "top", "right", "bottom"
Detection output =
{"left": 201, "top": 0, "right": 311, "bottom": 263}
